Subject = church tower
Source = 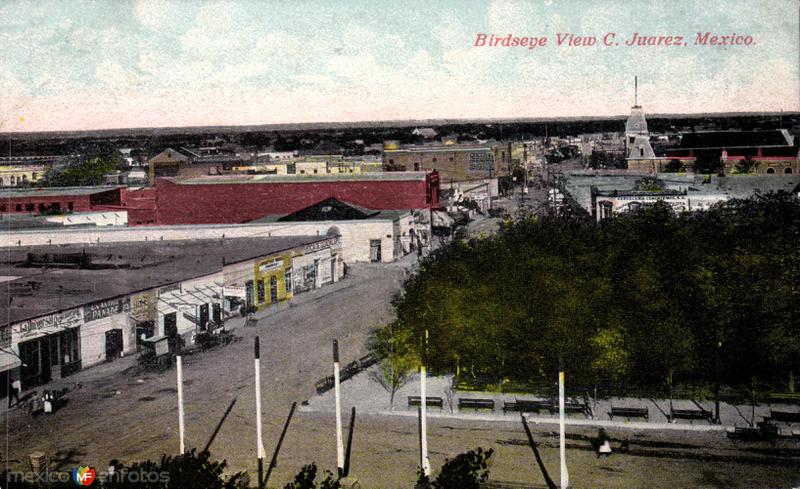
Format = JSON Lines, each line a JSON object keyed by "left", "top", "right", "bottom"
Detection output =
{"left": 625, "top": 76, "right": 648, "bottom": 146}
{"left": 625, "top": 77, "right": 659, "bottom": 170}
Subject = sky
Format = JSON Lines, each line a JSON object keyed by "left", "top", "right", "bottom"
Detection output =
{"left": 1, "top": 0, "right": 798, "bottom": 132}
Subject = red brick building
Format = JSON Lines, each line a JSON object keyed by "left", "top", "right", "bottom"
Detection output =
{"left": 0, "top": 186, "right": 124, "bottom": 214}
{"left": 154, "top": 172, "right": 440, "bottom": 225}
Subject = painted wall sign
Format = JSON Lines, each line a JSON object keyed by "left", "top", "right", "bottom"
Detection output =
{"left": 12, "top": 309, "right": 82, "bottom": 340}
{"left": 0, "top": 325, "right": 10, "bottom": 348}
{"left": 131, "top": 291, "right": 157, "bottom": 323}
{"left": 258, "top": 259, "right": 284, "bottom": 274}
{"left": 84, "top": 298, "right": 131, "bottom": 323}
{"left": 304, "top": 236, "right": 339, "bottom": 254}
{"left": 157, "top": 283, "right": 182, "bottom": 296}
{"left": 467, "top": 152, "right": 494, "bottom": 172}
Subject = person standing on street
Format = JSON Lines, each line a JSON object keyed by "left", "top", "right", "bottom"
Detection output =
{"left": 8, "top": 376, "right": 21, "bottom": 408}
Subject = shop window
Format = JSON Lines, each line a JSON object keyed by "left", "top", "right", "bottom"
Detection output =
{"left": 284, "top": 268, "right": 293, "bottom": 293}
{"left": 50, "top": 202, "right": 61, "bottom": 211}
{"left": 257, "top": 279, "right": 266, "bottom": 303}
{"left": 213, "top": 303, "right": 221, "bottom": 324}
{"left": 38, "top": 203, "right": 46, "bottom": 213}
{"left": 67, "top": 202, "right": 74, "bottom": 211}
{"left": 15, "top": 204, "right": 22, "bottom": 211}
{"left": 766, "top": 168, "right": 775, "bottom": 174}
{"left": 785, "top": 167, "right": 793, "bottom": 174}
{"left": 25, "top": 203, "right": 34, "bottom": 212}
{"left": 0, "top": 178, "right": 4, "bottom": 186}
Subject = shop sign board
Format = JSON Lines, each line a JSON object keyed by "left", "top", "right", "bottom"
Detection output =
{"left": 84, "top": 298, "right": 131, "bottom": 323}
{"left": 258, "top": 259, "right": 284, "bottom": 275}
{"left": 12, "top": 309, "right": 82, "bottom": 341}
{"left": 131, "top": 291, "right": 157, "bottom": 323}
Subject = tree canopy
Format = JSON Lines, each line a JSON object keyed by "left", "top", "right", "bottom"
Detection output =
{"left": 384, "top": 192, "right": 800, "bottom": 395}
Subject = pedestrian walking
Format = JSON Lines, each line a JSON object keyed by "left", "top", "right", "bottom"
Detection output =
{"left": 8, "top": 377, "right": 21, "bottom": 408}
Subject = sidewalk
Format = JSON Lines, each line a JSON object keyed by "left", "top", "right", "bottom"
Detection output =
{"left": 300, "top": 367, "right": 800, "bottom": 436}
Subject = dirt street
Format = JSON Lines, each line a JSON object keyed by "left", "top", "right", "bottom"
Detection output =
{"left": 5, "top": 262, "right": 799, "bottom": 488}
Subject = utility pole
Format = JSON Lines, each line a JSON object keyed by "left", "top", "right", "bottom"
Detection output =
{"left": 177, "top": 355, "right": 185, "bottom": 454}
{"left": 333, "top": 340, "right": 345, "bottom": 477}
{"left": 558, "top": 357, "right": 569, "bottom": 489}
{"left": 254, "top": 337, "right": 265, "bottom": 489}
{"left": 419, "top": 329, "right": 430, "bottom": 477}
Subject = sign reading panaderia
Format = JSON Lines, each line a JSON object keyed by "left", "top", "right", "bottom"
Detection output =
{"left": 12, "top": 309, "right": 82, "bottom": 340}
{"left": 305, "top": 236, "right": 339, "bottom": 254}
{"left": 84, "top": 298, "right": 131, "bottom": 322}
{"left": 467, "top": 151, "right": 494, "bottom": 172}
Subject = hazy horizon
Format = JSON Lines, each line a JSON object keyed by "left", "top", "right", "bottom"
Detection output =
{"left": 2, "top": 0, "right": 799, "bottom": 133}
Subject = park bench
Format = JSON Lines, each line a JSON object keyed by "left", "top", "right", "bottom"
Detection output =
{"left": 609, "top": 406, "right": 649, "bottom": 421}
{"left": 315, "top": 376, "right": 334, "bottom": 394}
{"left": 766, "top": 393, "right": 800, "bottom": 405}
{"left": 516, "top": 399, "right": 555, "bottom": 414}
{"left": 670, "top": 408, "right": 713, "bottom": 423}
{"left": 408, "top": 396, "right": 444, "bottom": 409}
{"left": 766, "top": 410, "right": 800, "bottom": 423}
{"left": 458, "top": 398, "right": 495, "bottom": 412}
{"left": 339, "top": 361, "right": 360, "bottom": 381}
{"left": 502, "top": 401, "right": 519, "bottom": 413}
{"left": 357, "top": 353, "right": 378, "bottom": 370}
{"left": 726, "top": 426, "right": 763, "bottom": 441}
{"left": 562, "top": 402, "right": 589, "bottom": 416}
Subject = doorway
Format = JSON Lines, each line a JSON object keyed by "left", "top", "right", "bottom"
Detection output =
{"left": 370, "top": 240, "right": 382, "bottom": 262}
{"left": 105, "top": 329, "right": 123, "bottom": 361}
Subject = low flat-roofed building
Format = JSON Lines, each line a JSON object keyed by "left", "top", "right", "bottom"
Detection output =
{"left": 665, "top": 130, "right": 799, "bottom": 175}
{"left": 0, "top": 235, "right": 341, "bottom": 394}
{"left": 383, "top": 142, "right": 512, "bottom": 182}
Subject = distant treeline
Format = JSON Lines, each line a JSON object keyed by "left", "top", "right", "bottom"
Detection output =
{"left": 3, "top": 113, "right": 798, "bottom": 158}
{"left": 386, "top": 192, "right": 800, "bottom": 395}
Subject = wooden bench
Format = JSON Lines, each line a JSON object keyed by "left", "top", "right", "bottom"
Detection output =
{"left": 357, "top": 353, "right": 378, "bottom": 370}
{"left": 517, "top": 399, "right": 554, "bottom": 414}
{"left": 315, "top": 376, "right": 334, "bottom": 394}
{"left": 458, "top": 398, "right": 495, "bottom": 412}
{"left": 766, "top": 393, "right": 800, "bottom": 405}
{"left": 767, "top": 410, "right": 800, "bottom": 423}
{"left": 726, "top": 426, "right": 762, "bottom": 441}
{"left": 670, "top": 408, "right": 712, "bottom": 423}
{"left": 562, "top": 402, "right": 589, "bottom": 416}
{"left": 408, "top": 396, "right": 444, "bottom": 409}
{"left": 609, "top": 406, "right": 649, "bottom": 420}
{"left": 502, "top": 401, "right": 519, "bottom": 413}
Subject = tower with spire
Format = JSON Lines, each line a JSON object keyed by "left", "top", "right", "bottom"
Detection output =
{"left": 625, "top": 77, "right": 661, "bottom": 172}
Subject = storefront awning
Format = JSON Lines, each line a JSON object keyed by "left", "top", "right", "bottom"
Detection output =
{"left": 0, "top": 351, "right": 21, "bottom": 372}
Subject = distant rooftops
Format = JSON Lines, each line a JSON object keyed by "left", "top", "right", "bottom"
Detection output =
{"left": 166, "top": 171, "right": 432, "bottom": 185}
{"left": 0, "top": 235, "right": 332, "bottom": 325}
{"left": 679, "top": 130, "right": 795, "bottom": 149}
{"left": 0, "top": 186, "right": 123, "bottom": 198}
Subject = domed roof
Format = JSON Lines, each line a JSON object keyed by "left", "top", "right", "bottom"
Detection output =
{"left": 626, "top": 106, "right": 648, "bottom": 136}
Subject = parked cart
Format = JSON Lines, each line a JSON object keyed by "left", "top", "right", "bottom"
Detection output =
{"left": 138, "top": 335, "right": 173, "bottom": 371}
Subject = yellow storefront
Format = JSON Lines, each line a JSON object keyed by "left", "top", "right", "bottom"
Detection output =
{"left": 251, "top": 254, "right": 293, "bottom": 310}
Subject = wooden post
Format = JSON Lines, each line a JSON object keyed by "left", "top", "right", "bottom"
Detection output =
{"left": 255, "top": 337, "right": 265, "bottom": 489}
{"left": 177, "top": 355, "right": 185, "bottom": 454}
{"left": 333, "top": 340, "right": 344, "bottom": 477}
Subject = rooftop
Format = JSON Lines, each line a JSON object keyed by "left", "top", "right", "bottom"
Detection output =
{"left": 0, "top": 235, "right": 332, "bottom": 325}
{"left": 169, "top": 171, "right": 431, "bottom": 185}
{"left": 678, "top": 130, "right": 794, "bottom": 149}
{"left": 0, "top": 186, "right": 123, "bottom": 199}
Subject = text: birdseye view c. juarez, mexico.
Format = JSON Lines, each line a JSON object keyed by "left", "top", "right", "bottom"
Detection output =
{"left": 473, "top": 32, "right": 756, "bottom": 49}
